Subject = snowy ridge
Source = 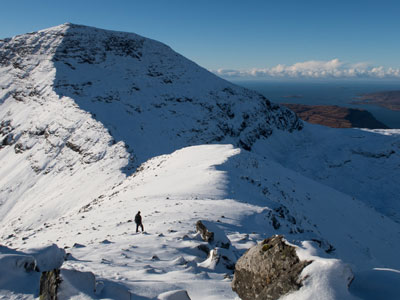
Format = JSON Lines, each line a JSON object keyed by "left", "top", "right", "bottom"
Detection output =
{"left": 0, "top": 24, "right": 400, "bottom": 300}
{"left": 50, "top": 23, "right": 302, "bottom": 164}
{"left": 0, "top": 22, "right": 301, "bottom": 233}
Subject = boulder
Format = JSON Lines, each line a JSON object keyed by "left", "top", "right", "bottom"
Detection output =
{"left": 232, "top": 235, "right": 311, "bottom": 300}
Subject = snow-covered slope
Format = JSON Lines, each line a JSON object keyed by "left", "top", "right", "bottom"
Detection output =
{"left": 0, "top": 23, "right": 301, "bottom": 233}
{"left": 255, "top": 124, "right": 400, "bottom": 223}
{"left": 0, "top": 24, "right": 399, "bottom": 300}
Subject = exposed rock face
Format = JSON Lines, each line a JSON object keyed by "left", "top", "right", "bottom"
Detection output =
{"left": 232, "top": 235, "right": 311, "bottom": 300}
{"left": 39, "top": 269, "right": 61, "bottom": 300}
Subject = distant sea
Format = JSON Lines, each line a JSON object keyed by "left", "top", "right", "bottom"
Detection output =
{"left": 233, "top": 80, "right": 400, "bottom": 129}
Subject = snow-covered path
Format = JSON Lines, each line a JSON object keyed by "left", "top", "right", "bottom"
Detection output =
{"left": 2, "top": 143, "right": 398, "bottom": 299}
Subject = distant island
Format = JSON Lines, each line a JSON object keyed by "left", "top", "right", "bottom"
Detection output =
{"left": 282, "top": 103, "right": 389, "bottom": 129}
{"left": 352, "top": 90, "right": 400, "bottom": 111}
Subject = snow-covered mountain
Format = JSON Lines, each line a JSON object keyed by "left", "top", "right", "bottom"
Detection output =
{"left": 0, "top": 24, "right": 399, "bottom": 300}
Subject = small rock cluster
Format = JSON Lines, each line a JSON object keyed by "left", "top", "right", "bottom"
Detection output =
{"left": 195, "top": 220, "right": 237, "bottom": 271}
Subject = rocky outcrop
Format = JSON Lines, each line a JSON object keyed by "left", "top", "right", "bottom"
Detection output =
{"left": 232, "top": 235, "right": 311, "bottom": 300}
{"left": 198, "top": 247, "right": 236, "bottom": 271}
{"left": 196, "top": 220, "right": 231, "bottom": 249}
{"left": 196, "top": 220, "right": 214, "bottom": 243}
{"left": 39, "top": 269, "right": 61, "bottom": 300}
{"left": 195, "top": 220, "right": 237, "bottom": 272}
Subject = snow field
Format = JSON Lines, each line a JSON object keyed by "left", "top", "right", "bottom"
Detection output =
{"left": 1, "top": 24, "right": 400, "bottom": 299}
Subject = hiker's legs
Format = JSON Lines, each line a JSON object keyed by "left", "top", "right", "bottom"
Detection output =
{"left": 136, "top": 224, "right": 139, "bottom": 232}
{"left": 140, "top": 224, "right": 144, "bottom": 232}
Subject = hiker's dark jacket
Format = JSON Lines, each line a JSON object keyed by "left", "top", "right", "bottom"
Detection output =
{"left": 135, "top": 213, "right": 142, "bottom": 224}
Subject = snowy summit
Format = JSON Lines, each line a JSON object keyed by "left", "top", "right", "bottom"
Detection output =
{"left": 0, "top": 23, "right": 399, "bottom": 299}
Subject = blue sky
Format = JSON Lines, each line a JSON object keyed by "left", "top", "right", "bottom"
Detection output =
{"left": 1, "top": 0, "right": 399, "bottom": 80}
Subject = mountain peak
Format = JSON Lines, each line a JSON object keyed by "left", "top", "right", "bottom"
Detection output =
{"left": 38, "top": 22, "right": 122, "bottom": 34}
{"left": 0, "top": 24, "right": 302, "bottom": 226}
{"left": 1, "top": 23, "right": 302, "bottom": 169}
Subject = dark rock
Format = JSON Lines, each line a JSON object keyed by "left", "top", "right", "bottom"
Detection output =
{"left": 217, "top": 251, "right": 235, "bottom": 270}
{"left": 232, "top": 235, "right": 311, "bottom": 300}
{"left": 196, "top": 221, "right": 214, "bottom": 243}
{"left": 2, "top": 133, "right": 15, "bottom": 146}
{"left": 267, "top": 205, "right": 302, "bottom": 234}
{"left": 23, "top": 257, "right": 38, "bottom": 272}
{"left": 65, "top": 141, "right": 82, "bottom": 153}
{"left": 219, "top": 241, "right": 230, "bottom": 249}
{"left": 197, "top": 244, "right": 210, "bottom": 256}
{"left": 39, "top": 269, "right": 61, "bottom": 300}
{"left": 196, "top": 220, "right": 231, "bottom": 247}
{"left": 271, "top": 215, "right": 280, "bottom": 230}
{"left": 310, "top": 238, "right": 335, "bottom": 254}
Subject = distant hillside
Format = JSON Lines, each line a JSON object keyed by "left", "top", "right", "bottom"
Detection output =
{"left": 353, "top": 90, "right": 400, "bottom": 111}
{"left": 282, "top": 103, "right": 389, "bottom": 129}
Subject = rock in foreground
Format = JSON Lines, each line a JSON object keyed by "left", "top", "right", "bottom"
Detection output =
{"left": 39, "top": 269, "right": 61, "bottom": 300}
{"left": 232, "top": 235, "right": 311, "bottom": 300}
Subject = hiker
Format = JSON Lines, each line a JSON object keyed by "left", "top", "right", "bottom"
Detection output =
{"left": 135, "top": 211, "right": 144, "bottom": 232}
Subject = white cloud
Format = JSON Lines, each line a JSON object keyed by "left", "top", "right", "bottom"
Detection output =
{"left": 213, "top": 59, "right": 400, "bottom": 79}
